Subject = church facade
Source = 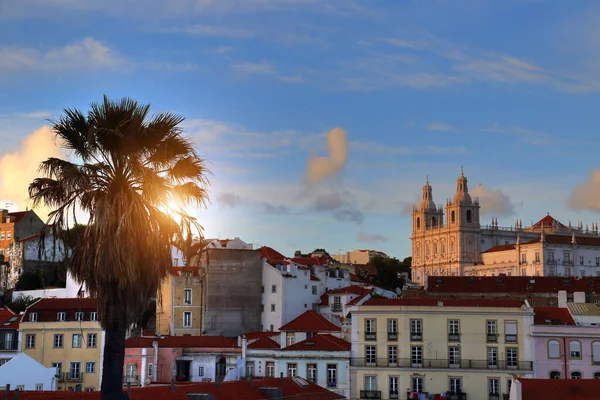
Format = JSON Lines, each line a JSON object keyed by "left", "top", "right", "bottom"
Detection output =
{"left": 410, "top": 170, "right": 600, "bottom": 285}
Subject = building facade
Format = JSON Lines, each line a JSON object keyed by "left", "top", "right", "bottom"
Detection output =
{"left": 349, "top": 298, "right": 534, "bottom": 400}
{"left": 0, "top": 308, "right": 19, "bottom": 365}
{"left": 0, "top": 353, "right": 57, "bottom": 391}
{"left": 0, "top": 209, "right": 45, "bottom": 260}
{"left": 156, "top": 267, "right": 203, "bottom": 336}
{"left": 410, "top": 171, "right": 600, "bottom": 285}
{"left": 333, "top": 249, "right": 388, "bottom": 265}
{"left": 19, "top": 298, "right": 104, "bottom": 392}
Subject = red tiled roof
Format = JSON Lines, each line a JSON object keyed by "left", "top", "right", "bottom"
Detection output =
{"left": 18, "top": 377, "right": 345, "bottom": 400}
{"left": 519, "top": 378, "right": 600, "bottom": 400}
{"left": 0, "top": 308, "right": 18, "bottom": 329}
{"left": 534, "top": 307, "right": 575, "bottom": 325}
{"left": 310, "top": 273, "right": 320, "bottom": 281}
{"left": 247, "top": 337, "right": 280, "bottom": 349}
{"left": 362, "top": 297, "right": 525, "bottom": 308}
{"left": 350, "top": 273, "right": 367, "bottom": 283}
{"left": 259, "top": 246, "right": 286, "bottom": 265}
{"left": 244, "top": 331, "right": 280, "bottom": 340}
{"left": 279, "top": 310, "right": 341, "bottom": 332}
{"left": 527, "top": 234, "right": 600, "bottom": 247}
{"left": 532, "top": 214, "right": 567, "bottom": 229}
{"left": 8, "top": 211, "right": 27, "bottom": 223}
{"left": 319, "top": 293, "right": 329, "bottom": 306}
{"left": 427, "top": 275, "right": 600, "bottom": 294}
{"left": 126, "top": 335, "right": 238, "bottom": 349}
{"left": 170, "top": 266, "right": 199, "bottom": 276}
{"left": 482, "top": 243, "right": 516, "bottom": 253}
{"left": 291, "top": 257, "right": 326, "bottom": 266}
{"left": 282, "top": 334, "right": 349, "bottom": 352}
{"left": 22, "top": 298, "right": 98, "bottom": 322}
{"left": 346, "top": 292, "right": 371, "bottom": 306}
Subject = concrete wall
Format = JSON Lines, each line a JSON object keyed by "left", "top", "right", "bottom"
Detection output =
{"left": 202, "top": 249, "right": 262, "bottom": 337}
{"left": 12, "top": 271, "right": 85, "bottom": 301}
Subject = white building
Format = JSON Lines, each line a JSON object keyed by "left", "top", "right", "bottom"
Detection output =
{"left": 261, "top": 253, "right": 351, "bottom": 332}
{"left": 0, "top": 353, "right": 57, "bottom": 391}
{"left": 411, "top": 170, "right": 600, "bottom": 284}
{"left": 243, "top": 310, "right": 350, "bottom": 398}
{"left": 12, "top": 270, "right": 86, "bottom": 301}
{"left": 333, "top": 249, "right": 388, "bottom": 265}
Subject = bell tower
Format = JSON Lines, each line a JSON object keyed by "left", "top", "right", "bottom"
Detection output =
{"left": 412, "top": 177, "right": 444, "bottom": 232}
{"left": 445, "top": 168, "right": 481, "bottom": 267}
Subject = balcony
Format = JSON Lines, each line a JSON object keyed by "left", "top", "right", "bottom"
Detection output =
{"left": 390, "top": 392, "right": 399, "bottom": 400}
{"left": 124, "top": 375, "right": 139, "bottom": 386}
{"left": 546, "top": 259, "right": 557, "bottom": 265}
{"left": 331, "top": 305, "right": 343, "bottom": 313}
{"left": 388, "top": 332, "right": 398, "bottom": 341}
{"left": 327, "top": 380, "right": 337, "bottom": 388}
{"left": 489, "top": 394, "right": 500, "bottom": 400}
{"left": 0, "top": 340, "right": 18, "bottom": 351}
{"left": 410, "top": 332, "right": 422, "bottom": 341}
{"left": 350, "top": 358, "right": 532, "bottom": 371}
{"left": 365, "top": 332, "right": 377, "bottom": 341}
{"left": 448, "top": 333, "right": 460, "bottom": 342}
{"left": 360, "top": 390, "right": 381, "bottom": 399}
{"left": 505, "top": 335, "right": 518, "bottom": 343}
{"left": 58, "top": 372, "right": 83, "bottom": 382}
{"left": 487, "top": 334, "right": 498, "bottom": 343}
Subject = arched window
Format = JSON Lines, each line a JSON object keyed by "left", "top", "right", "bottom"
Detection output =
{"left": 451, "top": 210, "right": 455, "bottom": 223}
{"left": 549, "top": 371, "right": 560, "bottom": 379}
{"left": 441, "top": 241, "right": 446, "bottom": 254}
{"left": 416, "top": 245, "right": 421, "bottom": 258}
{"left": 466, "top": 210, "right": 472, "bottom": 223}
{"left": 416, "top": 217, "right": 421, "bottom": 229}
{"left": 571, "top": 371, "right": 582, "bottom": 379}
{"left": 431, "top": 217, "right": 437, "bottom": 227}
{"left": 594, "top": 372, "right": 600, "bottom": 379}
{"left": 570, "top": 340, "right": 582, "bottom": 359}
{"left": 433, "top": 242, "right": 438, "bottom": 255}
{"left": 548, "top": 340, "right": 560, "bottom": 359}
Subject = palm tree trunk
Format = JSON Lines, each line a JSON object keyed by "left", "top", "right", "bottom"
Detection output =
{"left": 101, "top": 301, "right": 129, "bottom": 400}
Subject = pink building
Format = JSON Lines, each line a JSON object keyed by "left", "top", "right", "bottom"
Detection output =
{"left": 532, "top": 307, "right": 600, "bottom": 379}
{"left": 124, "top": 335, "right": 241, "bottom": 387}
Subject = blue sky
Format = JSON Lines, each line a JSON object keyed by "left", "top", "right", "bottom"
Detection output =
{"left": 2, "top": 0, "right": 600, "bottom": 259}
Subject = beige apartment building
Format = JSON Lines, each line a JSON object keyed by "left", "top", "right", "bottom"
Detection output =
{"left": 349, "top": 298, "right": 534, "bottom": 400}
{"left": 19, "top": 298, "right": 104, "bottom": 392}
{"left": 156, "top": 266, "right": 203, "bottom": 336}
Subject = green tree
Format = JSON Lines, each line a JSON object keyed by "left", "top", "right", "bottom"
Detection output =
{"left": 7, "top": 296, "right": 38, "bottom": 314}
{"left": 370, "top": 256, "right": 411, "bottom": 291}
{"left": 29, "top": 96, "right": 208, "bottom": 399}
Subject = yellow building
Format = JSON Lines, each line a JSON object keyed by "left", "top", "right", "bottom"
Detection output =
{"left": 156, "top": 267, "right": 203, "bottom": 336}
{"left": 349, "top": 298, "right": 534, "bottom": 400}
{"left": 19, "top": 298, "right": 104, "bottom": 392}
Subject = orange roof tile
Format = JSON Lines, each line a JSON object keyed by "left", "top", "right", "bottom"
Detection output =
{"left": 532, "top": 214, "right": 567, "bottom": 229}
{"left": 8, "top": 211, "right": 27, "bottom": 223}
{"left": 282, "top": 334, "right": 349, "bottom": 351}
{"left": 247, "top": 337, "right": 280, "bottom": 350}
{"left": 23, "top": 298, "right": 98, "bottom": 323}
{"left": 519, "top": 378, "right": 600, "bottom": 400}
{"left": 279, "top": 311, "right": 341, "bottom": 332}
{"left": 427, "top": 275, "right": 600, "bottom": 294}
{"left": 259, "top": 246, "right": 286, "bottom": 265}
{"left": 244, "top": 331, "right": 280, "bottom": 340}
{"left": 170, "top": 266, "right": 199, "bottom": 276}
{"left": 482, "top": 243, "right": 516, "bottom": 253}
{"left": 0, "top": 308, "right": 18, "bottom": 329}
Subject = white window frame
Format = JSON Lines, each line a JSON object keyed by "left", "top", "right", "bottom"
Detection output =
{"left": 70, "top": 362, "right": 81, "bottom": 380}
{"left": 54, "top": 334, "right": 63, "bottom": 348}
{"left": 26, "top": 334, "right": 36, "bottom": 349}
{"left": 365, "top": 345, "right": 377, "bottom": 365}
{"left": 75, "top": 312, "right": 84, "bottom": 321}
{"left": 411, "top": 376, "right": 423, "bottom": 392}
{"left": 548, "top": 340, "right": 560, "bottom": 359}
{"left": 184, "top": 288, "right": 192, "bottom": 305}
{"left": 488, "top": 378, "right": 499, "bottom": 395}
{"left": 90, "top": 312, "right": 97, "bottom": 321}
{"left": 287, "top": 363, "right": 297, "bottom": 377}
{"left": 86, "top": 362, "right": 96, "bottom": 373}
{"left": 57, "top": 312, "right": 66, "bottom": 322}
{"left": 326, "top": 364, "right": 337, "bottom": 387}
{"left": 449, "top": 377, "right": 462, "bottom": 393}
{"left": 87, "top": 333, "right": 97, "bottom": 348}
{"left": 198, "top": 366, "right": 204, "bottom": 376}
{"left": 488, "top": 347, "right": 498, "bottom": 367}
{"left": 29, "top": 313, "right": 38, "bottom": 322}
{"left": 183, "top": 311, "right": 192, "bottom": 328}
{"left": 307, "top": 363, "right": 317, "bottom": 383}
{"left": 72, "top": 334, "right": 82, "bottom": 348}
{"left": 506, "top": 348, "right": 518, "bottom": 368}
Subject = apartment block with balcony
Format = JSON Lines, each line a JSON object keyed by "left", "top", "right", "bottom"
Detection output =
{"left": 19, "top": 298, "right": 104, "bottom": 392}
{"left": 349, "top": 298, "right": 534, "bottom": 400}
{"left": 156, "top": 266, "right": 203, "bottom": 336}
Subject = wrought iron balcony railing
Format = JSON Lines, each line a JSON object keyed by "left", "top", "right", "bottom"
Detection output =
{"left": 360, "top": 390, "right": 381, "bottom": 399}
{"left": 351, "top": 358, "right": 532, "bottom": 371}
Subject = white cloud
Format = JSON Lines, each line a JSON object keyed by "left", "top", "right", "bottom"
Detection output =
{"left": 0, "top": 37, "right": 125, "bottom": 72}
{"left": 427, "top": 123, "right": 457, "bottom": 132}
{"left": 163, "top": 25, "right": 255, "bottom": 37}
{"left": 358, "top": 232, "right": 388, "bottom": 242}
{"left": 483, "top": 124, "right": 551, "bottom": 146}
{"left": 304, "top": 128, "right": 348, "bottom": 185}
{"left": 209, "top": 46, "right": 234, "bottom": 54}
{"left": 569, "top": 170, "right": 600, "bottom": 211}
{"left": 310, "top": 191, "right": 364, "bottom": 223}
{"left": 471, "top": 184, "right": 514, "bottom": 216}
{"left": 12, "top": 111, "right": 53, "bottom": 118}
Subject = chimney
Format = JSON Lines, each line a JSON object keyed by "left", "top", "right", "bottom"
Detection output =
{"left": 13, "top": 390, "right": 18, "bottom": 400}
{"left": 187, "top": 395, "right": 215, "bottom": 400}
{"left": 5, "top": 384, "right": 10, "bottom": 400}
{"left": 259, "top": 387, "right": 283, "bottom": 400}
{"left": 242, "top": 335, "right": 247, "bottom": 360}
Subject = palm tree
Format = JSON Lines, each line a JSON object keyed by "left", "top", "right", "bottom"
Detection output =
{"left": 29, "top": 96, "right": 209, "bottom": 399}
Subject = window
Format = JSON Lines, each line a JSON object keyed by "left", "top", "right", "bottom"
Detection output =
{"left": 535, "top": 252, "right": 540, "bottom": 263}
{"left": 487, "top": 347, "right": 498, "bottom": 367}
{"left": 36, "top": 384, "right": 43, "bottom": 391}
{"left": 29, "top": 313, "right": 38, "bottom": 322}
{"left": 271, "top": 285, "right": 277, "bottom": 293}
{"left": 86, "top": 362, "right": 96, "bottom": 373}
{"left": 565, "top": 267, "right": 572, "bottom": 276}
{"left": 261, "top": 285, "right": 264, "bottom": 294}
{"left": 52, "top": 362, "right": 63, "bottom": 376}
{"left": 388, "top": 345, "right": 397, "bottom": 365}
{"left": 594, "top": 372, "right": 600, "bottom": 379}
{"left": 87, "top": 333, "right": 97, "bottom": 348}
{"left": 6, "top": 233, "right": 10, "bottom": 240}
{"left": 365, "top": 319, "right": 376, "bottom": 340}
{"left": 411, "top": 376, "right": 423, "bottom": 392}
{"left": 72, "top": 334, "right": 82, "bottom": 348}
{"left": 333, "top": 296, "right": 341, "bottom": 311}
{"left": 75, "top": 312, "right": 84, "bottom": 321}
{"left": 550, "top": 371, "right": 560, "bottom": 379}
{"left": 504, "top": 321, "right": 517, "bottom": 343}
{"left": 366, "top": 345, "right": 377, "bottom": 365}
{"left": 449, "top": 346, "right": 460, "bottom": 367}
{"left": 506, "top": 348, "right": 518, "bottom": 368}
{"left": 488, "top": 378, "right": 499, "bottom": 396}
{"left": 54, "top": 334, "right": 63, "bottom": 348}
{"left": 246, "top": 361, "right": 255, "bottom": 377}
{"left": 487, "top": 320, "right": 497, "bottom": 342}
{"left": 570, "top": 340, "right": 582, "bottom": 359}
{"left": 90, "top": 312, "right": 97, "bottom": 321}
{"left": 70, "top": 362, "right": 81, "bottom": 380}
{"left": 388, "top": 319, "right": 397, "bottom": 340}
{"left": 549, "top": 251, "right": 555, "bottom": 261}
{"left": 287, "top": 363, "right": 297, "bottom": 377}
{"left": 184, "top": 289, "right": 192, "bottom": 305}
{"left": 16, "top": 385, "right": 24, "bottom": 391}
{"left": 0, "top": 233, "right": 3, "bottom": 240}
{"left": 416, "top": 217, "right": 421, "bottom": 229}
{"left": 125, "top": 364, "right": 137, "bottom": 384}
{"left": 580, "top": 256, "right": 584, "bottom": 265}
{"left": 596, "top": 257, "right": 600, "bottom": 266}
{"left": 57, "top": 312, "right": 66, "bottom": 321}
{"left": 506, "top": 378, "right": 512, "bottom": 394}
{"left": 183, "top": 311, "right": 192, "bottom": 327}
{"left": 571, "top": 371, "right": 582, "bottom": 379}
{"left": 326, "top": 364, "right": 337, "bottom": 388}
{"left": 306, "top": 331, "right": 317, "bottom": 338}
{"left": 148, "top": 363, "right": 153, "bottom": 377}
{"left": 266, "top": 362, "right": 275, "bottom": 378}
{"left": 365, "top": 375, "right": 377, "bottom": 391}
{"left": 312, "top": 285, "right": 317, "bottom": 295}
{"left": 410, "top": 319, "right": 423, "bottom": 340}
{"left": 451, "top": 211, "right": 455, "bottom": 223}
{"left": 198, "top": 366, "right": 204, "bottom": 376}
{"left": 260, "top": 304, "right": 264, "bottom": 312}
{"left": 448, "top": 320, "right": 460, "bottom": 341}
{"left": 26, "top": 334, "right": 36, "bottom": 349}
{"left": 593, "top": 342, "right": 600, "bottom": 364}
{"left": 466, "top": 210, "right": 472, "bottom": 222}
{"left": 307, "top": 364, "right": 317, "bottom": 383}
{"left": 411, "top": 346, "right": 423, "bottom": 367}
{"left": 286, "top": 332, "right": 295, "bottom": 346}
{"left": 548, "top": 340, "right": 560, "bottom": 359}
{"left": 449, "top": 378, "right": 462, "bottom": 393}
{"left": 270, "top": 304, "right": 276, "bottom": 312}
